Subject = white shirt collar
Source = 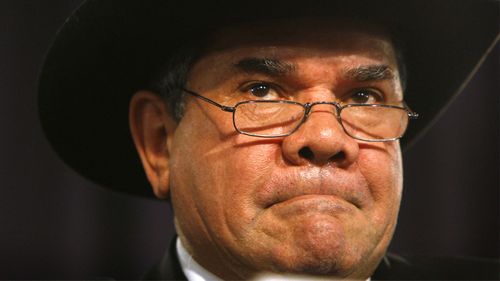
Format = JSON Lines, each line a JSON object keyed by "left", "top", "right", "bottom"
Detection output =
{"left": 176, "top": 237, "right": 371, "bottom": 281}
{"left": 177, "top": 238, "right": 223, "bottom": 281}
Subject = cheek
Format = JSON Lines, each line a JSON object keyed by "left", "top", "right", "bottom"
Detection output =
{"left": 358, "top": 143, "right": 403, "bottom": 213}
{"left": 221, "top": 142, "right": 280, "bottom": 215}
{"left": 169, "top": 110, "right": 282, "bottom": 229}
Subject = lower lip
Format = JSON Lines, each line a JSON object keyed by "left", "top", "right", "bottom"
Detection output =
{"left": 270, "top": 195, "right": 350, "bottom": 216}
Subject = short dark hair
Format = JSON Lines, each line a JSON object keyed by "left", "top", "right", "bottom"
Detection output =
{"left": 148, "top": 44, "right": 202, "bottom": 121}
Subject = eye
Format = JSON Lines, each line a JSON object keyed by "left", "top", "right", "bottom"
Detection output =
{"left": 241, "top": 82, "right": 281, "bottom": 99}
{"left": 249, "top": 83, "right": 271, "bottom": 97}
{"left": 348, "top": 89, "right": 383, "bottom": 104}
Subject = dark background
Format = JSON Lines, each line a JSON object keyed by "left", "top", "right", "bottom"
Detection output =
{"left": 1, "top": 1, "right": 498, "bottom": 279}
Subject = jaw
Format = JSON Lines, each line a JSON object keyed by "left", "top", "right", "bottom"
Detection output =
{"left": 170, "top": 155, "right": 402, "bottom": 280}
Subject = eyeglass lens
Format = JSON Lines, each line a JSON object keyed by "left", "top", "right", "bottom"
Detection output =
{"left": 234, "top": 101, "right": 409, "bottom": 141}
{"left": 234, "top": 101, "right": 305, "bottom": 137}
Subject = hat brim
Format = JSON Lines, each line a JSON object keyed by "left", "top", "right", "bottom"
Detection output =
{"left": 38, "top": 0, "right": 499, "bottom": 198}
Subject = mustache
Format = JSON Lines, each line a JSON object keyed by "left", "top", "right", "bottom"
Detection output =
{"left": 254, "top": 167, "right": 369, "bottom": 209}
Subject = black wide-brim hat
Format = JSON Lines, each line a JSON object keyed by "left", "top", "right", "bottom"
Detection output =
{"left": 39, "top": 0, "right": 499, "bottom": 198}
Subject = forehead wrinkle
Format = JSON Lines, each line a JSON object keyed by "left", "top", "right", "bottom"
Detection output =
{"left": 344, "top": 65, "right": 395, "bottom": 82}
{"left": 234, "top": 57, "right": 297, "bottom": 77}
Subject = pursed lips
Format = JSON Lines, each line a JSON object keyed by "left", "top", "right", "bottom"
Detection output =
{"left": 254, "top": 168, "right": 368, "bottom": 211}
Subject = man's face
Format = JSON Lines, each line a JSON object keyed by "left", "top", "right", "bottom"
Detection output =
{"left": 168, "top": 20, "right": 403, "bottom": 279}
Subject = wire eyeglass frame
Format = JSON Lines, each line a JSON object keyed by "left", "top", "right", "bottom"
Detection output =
{"left": 182, "top": 88, "right": 419, "bottom": 142}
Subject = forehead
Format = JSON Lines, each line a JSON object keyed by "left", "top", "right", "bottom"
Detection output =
{"left": 188, "top": 18, "right": 399, "bottom": 92}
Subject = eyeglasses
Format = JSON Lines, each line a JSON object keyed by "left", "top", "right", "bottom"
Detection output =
{"left": 183, "top": 89, "right": 419, "bottom": 142}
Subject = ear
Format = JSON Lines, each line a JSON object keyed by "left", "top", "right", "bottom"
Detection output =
{"left": 129, "top": 90, "right": 177, "bottom": 199}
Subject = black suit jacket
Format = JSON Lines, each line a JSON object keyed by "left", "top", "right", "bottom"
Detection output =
{"left": 142, "top": 239, "right": 499, "bottom": 280}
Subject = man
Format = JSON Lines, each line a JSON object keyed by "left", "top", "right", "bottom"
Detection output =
{"left": 38, "top": 0, "right": 498, "bottom": 279}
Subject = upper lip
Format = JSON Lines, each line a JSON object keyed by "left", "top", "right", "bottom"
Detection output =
{"left": 254, "top": 168, "right": 368, "bottom": 209}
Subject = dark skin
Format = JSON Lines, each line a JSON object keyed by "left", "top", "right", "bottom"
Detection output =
{"left": 130, "top": 19, "right": 404, "bottom": 279}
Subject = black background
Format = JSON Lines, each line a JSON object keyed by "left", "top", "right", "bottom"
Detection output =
{"left": 1, "top": 1, "right": 498, "bottom": 279}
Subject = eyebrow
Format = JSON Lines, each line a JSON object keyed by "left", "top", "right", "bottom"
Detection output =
{"left": 344, "top": 65, "right": 395, "bottom": 82}
{"left": 234, "top": 57, "right": 296, "bottom": 77}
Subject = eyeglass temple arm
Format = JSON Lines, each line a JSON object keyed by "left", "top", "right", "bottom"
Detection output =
{"left": 403, "top": 101, "right": 419, "bottom": 119}
{"left": 182, "top": 89, "right": 235, "bottom": 112}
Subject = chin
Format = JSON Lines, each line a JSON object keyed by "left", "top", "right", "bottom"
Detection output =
{"left": 258, "top": 219, "right": 384, "bottom": 279}
{"left": 263, "top": 230, "right": 357, "bottom": 276}
{"left": 270, "top": 254, "right": 362, "bottom": 278}
{"left": 275, "top": 251, "right": 380, "bottom": 279}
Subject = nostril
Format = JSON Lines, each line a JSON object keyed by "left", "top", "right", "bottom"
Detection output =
{"left": 299, "top": 147, "right": 314, "bottom": 160}
{"left": 331, "top": 151, "right": 345, "bottom": 161}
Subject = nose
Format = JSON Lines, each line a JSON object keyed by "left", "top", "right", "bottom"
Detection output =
{"left": 281, "top": 104, "right": 359, "bottom": 167}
